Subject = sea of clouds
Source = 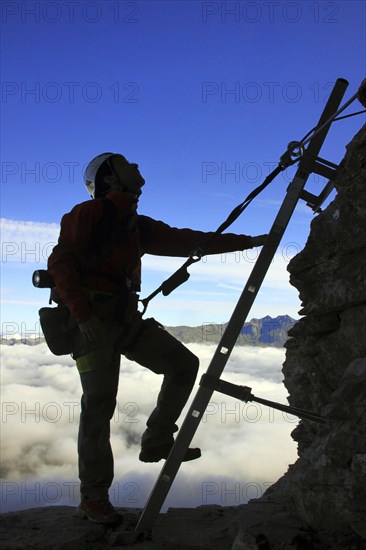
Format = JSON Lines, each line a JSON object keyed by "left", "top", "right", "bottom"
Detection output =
{"left": 0, "top": 341, "right": 298, "bottom": 513}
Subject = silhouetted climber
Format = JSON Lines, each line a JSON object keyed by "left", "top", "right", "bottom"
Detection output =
{"left": 48, "top": 152, "right": 267, "bottom": 525}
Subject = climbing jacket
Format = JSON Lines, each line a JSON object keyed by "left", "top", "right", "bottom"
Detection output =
{"left": 47, "top": 191, "right": 255, "bottom": 325}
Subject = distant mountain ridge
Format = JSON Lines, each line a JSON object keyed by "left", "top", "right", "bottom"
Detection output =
{"left": 0, "top": 335, "right": 45, "bottom": 346}
{"left": 0, "top": 315, "right": 297, "bottom": 348}
{"left": 166, "top": 315, "right": 296, "bottom": 347}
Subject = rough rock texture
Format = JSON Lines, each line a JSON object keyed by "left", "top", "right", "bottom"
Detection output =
{"left": 0, "top": 505, "right": 246, "bottom": 549}
{"left": 232, "top": 123, "right": 366, "bottom": 550}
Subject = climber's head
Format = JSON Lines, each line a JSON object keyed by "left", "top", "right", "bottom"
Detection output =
{"left": 84, "top": 153, "right": 145, "bottom": 199}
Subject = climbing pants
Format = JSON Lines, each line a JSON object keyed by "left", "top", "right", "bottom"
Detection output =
{"left": 75, "top": 317, "right": 199, "bottom": 501}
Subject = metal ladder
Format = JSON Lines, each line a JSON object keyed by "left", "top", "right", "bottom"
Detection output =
{"left": 136, "top": 78, "right": 349, "bottom": 532}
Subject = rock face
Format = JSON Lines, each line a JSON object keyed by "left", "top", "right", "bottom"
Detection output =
{"left": 234, "top": 123, "right": 366, "bottom": 549}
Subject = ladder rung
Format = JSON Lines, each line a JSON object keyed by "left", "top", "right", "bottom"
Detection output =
{"left": 313, "top": 161, "right": 337, "bottom": 179}
{"left": 299, "top": 190, "right": 318, "bottom": 207}
{"left": 200, "top": 374, "right": 252, "bottom": 402}
{"left": 201, "top": 374, "right": 327, "bottom": 424}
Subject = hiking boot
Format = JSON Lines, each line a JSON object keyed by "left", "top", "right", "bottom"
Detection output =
{"left": 139, "top": 443, "right": 201, "bottom": 463}
{"left": 75, "top": 498, "right": 124, "bottom": 525}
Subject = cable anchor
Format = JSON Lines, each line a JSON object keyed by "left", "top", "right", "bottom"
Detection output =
{"left": 279, "top": 141, "right": 305, "bottom": 168}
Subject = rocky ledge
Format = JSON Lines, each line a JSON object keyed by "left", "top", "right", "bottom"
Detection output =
{"left": 0, "top": 502, "right": 330, "bottom": 550}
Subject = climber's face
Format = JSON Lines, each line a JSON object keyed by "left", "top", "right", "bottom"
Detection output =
{"left": 104, "top": 154, "right": 145, "bottom": 198}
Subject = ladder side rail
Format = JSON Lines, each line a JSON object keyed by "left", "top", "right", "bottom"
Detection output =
{"left": 136, "top": 174, "right": 328, "bottom": 530}
{"left": 136, "top": 78, "right": 349, "bottom": 532}
{"left": 136, "top": 168, "right": 306, "bottom": 532}
{"left": 210, "top": 76, "right": 349, "bottom": 358}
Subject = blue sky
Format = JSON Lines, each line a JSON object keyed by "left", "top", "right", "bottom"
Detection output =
{"left": 1, "top": 0, "right": 365, "bottom": 335}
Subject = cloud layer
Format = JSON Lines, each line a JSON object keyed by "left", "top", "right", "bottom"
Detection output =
{"left": 1, "top": 342, "right": 298, "bottom": 512}
{"left": 1, "top": 218, "right": 60, "bottom": 264}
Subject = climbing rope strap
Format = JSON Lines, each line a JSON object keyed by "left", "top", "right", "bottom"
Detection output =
{"left": 139, "top": 94, "right": 365, "bottom": 314}
{"left": 139, "top": 163, "right": 285, "bottom": 313}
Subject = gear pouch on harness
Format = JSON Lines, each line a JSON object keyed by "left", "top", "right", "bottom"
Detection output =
{"left": 39, "top": 305, "right": 77, "bottom": 355}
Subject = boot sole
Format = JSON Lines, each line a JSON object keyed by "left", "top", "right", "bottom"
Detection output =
{"left": 139, "top": 446, "right": 201, "bottom": 463}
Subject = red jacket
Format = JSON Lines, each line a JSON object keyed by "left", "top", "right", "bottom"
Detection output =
{"left": 48, "top": 192, "right": 254, "bottom": 324}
